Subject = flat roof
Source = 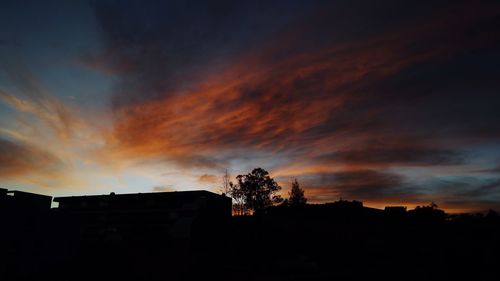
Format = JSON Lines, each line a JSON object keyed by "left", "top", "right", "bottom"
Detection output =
{"left": 54, "top": 190, "right": 225, "bottom": 203}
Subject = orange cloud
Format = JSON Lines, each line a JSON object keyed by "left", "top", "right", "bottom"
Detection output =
{"left": 3, "top": 1, "right": 499, "bottom": 212}
{"left": 0, "top": 69, "right": 137, "bottom": 192}
{"left": 109, "top": 5, "right": 494, "bottom": 164}
{"left": 0, "top": 138, "right": 63, "bottom": 178}
{"left": 198, "top": 174, "right": 218, "bottom": 184}
{"left": 101, "top": 4, "right": 500, "bottom": 212}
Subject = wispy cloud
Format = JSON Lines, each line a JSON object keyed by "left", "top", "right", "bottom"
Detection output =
{"left": 0, "top": 137, "right": 63, "bottom": 178}
{"left": 198, "top": 174, "right": 218, "bottom": 184}
{"left": 2, "top": 0, "right": 500, "bottom": 211}
{"left": 72, "top": 0, "right": 500, "bottom": 210}
{"left": 103, "top": 4, "right": 496, "bottom": 155}
{"left": 0, "top": 64, "right": 133, "bottom": 192}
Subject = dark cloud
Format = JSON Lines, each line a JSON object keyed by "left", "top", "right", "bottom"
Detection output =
{"left": 169, "top": 155, "right": 226, "bottom": 170}
{"left": 86, "top": 0, "right": 500, "bottom": 210}
{"left": 316, "top": 145, "right": 464, "bottom": 167}
{"left": 431, "top": 177, "right": 500, "bottom": 199}
{"left": 421, "top": 177, "right": 500, "bottom": 211}
{"left": 152, "top": 185, "right": 174, "bottom": 192}
{"left": 474, "top": 165, "right": 500, "bottom": 174}
{"left": 287, "top": 171, "right": 500, "bottom": 211}
{"left": 295, "top": 170, "right": 420, "bottom": 203}
{"left": 198, "top": 174, "right": 218, "bottom": 184}
{"left": 298, "top": 170, "right": 496, "bottom": 212}
{"left": 459, "top": 180, "right": 500, "bottom": 198}
{"left": 86, "top": 0, "right": 317, "bottom": 107}
{"left": 362, "top": 48, "right": 500, "bottom": 141}
{"left": 0, "top": 137, "right": 63, "bottom": 177}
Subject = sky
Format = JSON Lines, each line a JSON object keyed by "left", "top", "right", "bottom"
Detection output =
{"left": 1, "top": 0, "right": 500, "bottom": 213}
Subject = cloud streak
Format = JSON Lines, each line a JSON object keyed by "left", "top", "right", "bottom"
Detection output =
{"left": 81, "top": 0, "right": 500, "bottom": 211}
{"left": 2, "top": 0, "right": 500, "bottom": 211}
{"left": 0, "top": 137, "right": 63, "bottom": 178}
{"left": 0, "top": 64, "right": 145, "bottom": 192}
{"left": 103, "top": 2, "right": 498, "bottom": 158}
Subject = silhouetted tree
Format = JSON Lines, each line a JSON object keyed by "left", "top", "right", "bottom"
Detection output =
{"left": 288, "top": 179, "right": 307, "bottom": 207}
{"left": 220, "top": 169, "right": 231, "bottom": 195}
{"left": 486, "top": 209, "right": 499, "bottom": 222}
{"left": 235, "top": 168, "right": 282, "bottom": 213}
{"left": 411, "top": 202, "right": 446, "bottom": 222}
{"left": 221, "top": 169, "right": 249, "bottom": 215}
{"left": 280, "top": 199, "right": 289, "bottom": 207}
{"left": 228, "top": 181, "right": 247, "bottom": 215}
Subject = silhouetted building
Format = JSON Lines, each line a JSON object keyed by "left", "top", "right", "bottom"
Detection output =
{"left": 0, "top": 189, "right": 52, "bottom": 279}
{"left": 327, "top": 199, "right": 364, "bottom": 208}
{"left": 408, "top": 204, "right": 446, "bottom": 223}
{"left": 46, "top": 190, "right": 232, "bottom": 280}
{"left": 323, "top": 199, "right": 366, "bottom": 217}
{"left": 3, "top": 187, "right": 500, "bottom": 281}
{"left": 384, "top": 206, "right": 407, "bottom": 214}
{"left": 53, "top": 190, "right": 231, "bottom": 239}
{"left": 0, "top": 188, "right": 52, "bottom": 212}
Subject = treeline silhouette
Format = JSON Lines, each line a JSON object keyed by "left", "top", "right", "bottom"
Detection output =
{"left": 1, "top": 168, "right": 500, "bottom": 281}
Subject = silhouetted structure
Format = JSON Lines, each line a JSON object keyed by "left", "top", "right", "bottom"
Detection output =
{"left": 384, "top": 206, "right": 407, "bottom": 213}
{"left": 0, "top": 188, "right": 52, "bottom": 211}
{"left": 326, "top": 198, "right": 363, "bottom": 208}
{"left": 48, "top": 190, "right": 231, "bottom": 280}
{"left": 384, "top": 206, "right": 407, "bottom": 216}
{"left": 408, "top": 203, "right": 446, "bottom": 223}
{"left": 54, "top": 190, "right": 231, "bottom": 238}
{"left": 2, "top": 188, "right": 500, "bottom": 281}
{"left": 0, "top": 189, "right": 52, "bottom": 280}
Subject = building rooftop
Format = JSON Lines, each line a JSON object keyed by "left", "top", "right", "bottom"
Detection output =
{"left": 54, "top": 190, "right": 222, "bottom": 201}
{"left": 53, "top": 190, "right": 230, "bottom": 210}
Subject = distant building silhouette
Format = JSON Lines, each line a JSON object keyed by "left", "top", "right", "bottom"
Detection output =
{"left": 384, "top": 206, "right": 407, "bottom": 214}
{"left": 53, "top": 190, "right": 231, "bottom": 239}
{"left": 0, "top": 188, "right": 52, "bottom": 212}
{"left": 2, "top": 188, "right": 500, "bottom": 281}
{"left": 44, "top": 190, "right": 232, "bottom": 280}
{"left": 327, "top": 199, "right": 364, "bottom": 209}
{"left": 0, "top": 189, "right": 52, "bottom": 279}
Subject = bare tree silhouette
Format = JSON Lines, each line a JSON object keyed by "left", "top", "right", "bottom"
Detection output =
{"left": 220, "top": 169, "right": 231, "bottom": 195}
{"left": 228, "top": 181, "right": 247, "bottom": 215}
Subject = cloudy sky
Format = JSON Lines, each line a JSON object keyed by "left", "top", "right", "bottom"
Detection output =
{"left": 1, "top": 0, "right": 500, "bottom": 212}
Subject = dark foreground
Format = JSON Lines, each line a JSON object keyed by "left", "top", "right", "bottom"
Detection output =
{"left": 1, "top": 192, "right": 500, "bottom": 281}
